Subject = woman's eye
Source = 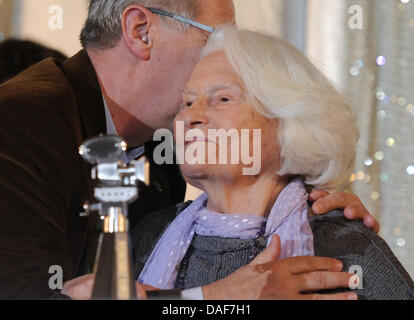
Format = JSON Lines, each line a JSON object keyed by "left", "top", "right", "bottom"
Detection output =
{"left": 218, "top": 96, "right": 232, "bottom": 103}
{"left": 185, "top": 101, "right": 193, "bottom": 107}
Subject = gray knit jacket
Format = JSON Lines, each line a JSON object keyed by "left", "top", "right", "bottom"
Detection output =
{"left": 132, "top": 201, "right": 414, "bottom": 300}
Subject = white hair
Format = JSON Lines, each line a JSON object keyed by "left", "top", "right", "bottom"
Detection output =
{"left": 80, "top": 0, "right": 199, "bottom": 49}
{"left": 202, "top": 25, "right": 359, "bottom": 190}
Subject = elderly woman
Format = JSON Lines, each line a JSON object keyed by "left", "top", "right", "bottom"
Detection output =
{"left": 133, "top": 25, "right": 414, "bottom": 300}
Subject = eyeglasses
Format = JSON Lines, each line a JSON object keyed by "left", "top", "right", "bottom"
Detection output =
{"left": 147, "top": 7, "right": 215, "bottom": 33}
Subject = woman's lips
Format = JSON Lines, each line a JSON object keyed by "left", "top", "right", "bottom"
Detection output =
{"left": 184, "top": 137, "right": 215, "bottom": 146}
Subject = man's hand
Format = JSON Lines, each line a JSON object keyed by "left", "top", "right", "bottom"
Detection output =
{"left": 309, "top": 190, "right": 380, "bottom": 233}
{"left": 202, "top": 235, "right": 358, "bottom": 300}
{"left": 61, "top": 274, "right": 155, "bottom": 300}
{"left": 62, "top": 274, "right": 95, "bottom": 300}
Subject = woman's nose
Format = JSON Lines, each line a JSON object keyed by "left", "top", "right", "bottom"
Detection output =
{"left": 180, "top": 104, "right": 210, "bottom": 129}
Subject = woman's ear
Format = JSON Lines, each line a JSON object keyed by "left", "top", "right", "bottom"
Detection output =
{"left": 121, "top": 5, "right": 154, "bottom": 61}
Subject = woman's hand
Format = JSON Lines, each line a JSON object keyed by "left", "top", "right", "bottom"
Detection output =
{"left": 203, "top": 235, "right": 358, "bottom": 300}
{"left": 309, "top": 190, "right": 380, "bottom": 233}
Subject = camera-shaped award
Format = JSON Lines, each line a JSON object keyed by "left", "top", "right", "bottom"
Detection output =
{"left": 79, "top": 135, "right": 149, "bottom": 300}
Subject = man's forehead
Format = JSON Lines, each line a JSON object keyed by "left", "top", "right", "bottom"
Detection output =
{"left": 196, "top": 0, "right": 236, "bottom": 28}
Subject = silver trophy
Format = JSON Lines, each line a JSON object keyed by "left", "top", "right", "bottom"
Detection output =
{"left": 79, "top": 135, "right": 149, "bottom": 300}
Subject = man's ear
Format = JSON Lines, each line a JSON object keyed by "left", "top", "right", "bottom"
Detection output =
{"left": 121, "top": 5, "right": 154, "bottom": 61}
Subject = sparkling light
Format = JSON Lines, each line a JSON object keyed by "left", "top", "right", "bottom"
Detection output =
{"left": 355, "top": 59, "right": 364, "bottom": 68}
{"left": 375, "top": 151, "right": 385, "bottom": 161}
{"left": 398, "top": 97, "right": 407, "bottom": 106}
{"left": 356, "top": 171, "right": 365, "bottom": 180}
{"left": 371, "top": 192, "right": 380, "bottom": 200}
{"left": 376, "top": 91, "right": 386, "bottom": 101}
{"left": 376, "top": 56, "right": 386, "bottom": 66}
{"left": 380, "top": 173, "right": 389, "bottom": 182}
{"left": 407, "top": 166, "right": 414, "bottom": 175}
{"left": 386, "top": 138, "right": 395, "bottom": 147}
{"left": 394, "top": 228, "right": 402, "bottom": 236}
{"left": 350, "top": 66, "right": 360, "bottom": 76}
{"left": 364, "top": 158, "right": 373, "bottom": 166}
{"left": 397, "top": 238, "right": 406, "bottom": 247}
{"left": 377, "top": 110, "right": 387, "bottom": 119}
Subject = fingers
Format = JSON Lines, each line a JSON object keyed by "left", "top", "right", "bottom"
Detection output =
{"left": 312, "top": 192, "right": 355, "bottom": 214}
{"left": 311, "top": 190, "right": 381, "bottom": 233}
{"left": 343, "top": 203, "right": 367, "bottom": 219}
{"left": 63, "top": 273, "right": 95, "bottom": 287}
{"left": 297, "top": 271, "right": 356, "bottom": 293}
{"left": 249, "top": 235, "right": 281, "bottom": 266}
{"left": 62, "top": 274, "right": 95, "bottom": 300}
{"left": 364, "top": 215, "right": 380, "bottom": 234}
{"left": 141, "top": 284, "right": 159, "bottom": 291}
{"left": 135, "top": 283, "right": 160, "bottom": 299}
{"left": 309, "top": 190, "right": 329, "bottom": 202}
{"left": 343, "top": 203, "right": 380, "bottom": 233}
{"left": 286, "top": 256, "right": 343, "bottom": 274}
{"left": 343, "top": 203, "right": 380, "bottom": 234}
{"left": 136, "top": 283, "right": 148, "bottom": 300}
{"left": 302, "top": 292, "right": 358, "bottom": 300}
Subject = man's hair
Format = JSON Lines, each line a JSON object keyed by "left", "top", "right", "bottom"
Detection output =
{"left": 80, "top": 0, "right": 199, "bottom": 49}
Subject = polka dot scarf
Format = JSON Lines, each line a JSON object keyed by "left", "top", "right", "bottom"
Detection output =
{"left": 138, "top": 177, "right": 314, "bottom": 289}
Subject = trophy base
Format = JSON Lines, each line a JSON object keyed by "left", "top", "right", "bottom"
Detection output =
{"left": 92, "top": 232, "right": 136, "bottom": 300}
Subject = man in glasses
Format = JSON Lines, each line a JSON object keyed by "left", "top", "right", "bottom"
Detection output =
{"left": 0, "top": 0, "right": 378, "bottom": 299}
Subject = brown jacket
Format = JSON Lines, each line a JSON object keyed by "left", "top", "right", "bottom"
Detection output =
{"left": 0, "top": 50, "right": 185, "bottom": 299}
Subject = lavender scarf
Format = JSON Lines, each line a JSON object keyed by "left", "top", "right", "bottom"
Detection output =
{"left": 138, "top": 178, "right": 314, "bottom": 289}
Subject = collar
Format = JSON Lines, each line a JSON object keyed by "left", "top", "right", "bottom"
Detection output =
{"left": 103, "top": 96, "right": 118, "bottom": 136}
{"left": 102, "top": 96, "right": 145, "bottom": 162}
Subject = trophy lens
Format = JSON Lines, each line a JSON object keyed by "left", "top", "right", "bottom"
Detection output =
{"left": 79, "top": 135, "right": 127, "bottom": 164}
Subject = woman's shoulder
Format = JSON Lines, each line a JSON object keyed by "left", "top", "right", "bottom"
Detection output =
{"left": 132, "top": 201, "right": 192, "bottom": 234}
{"left": 131, "top": 201, "right": 193, "bottom": 277}
{"left": 309, "top": 210, "right": 414, "bottom": 300}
